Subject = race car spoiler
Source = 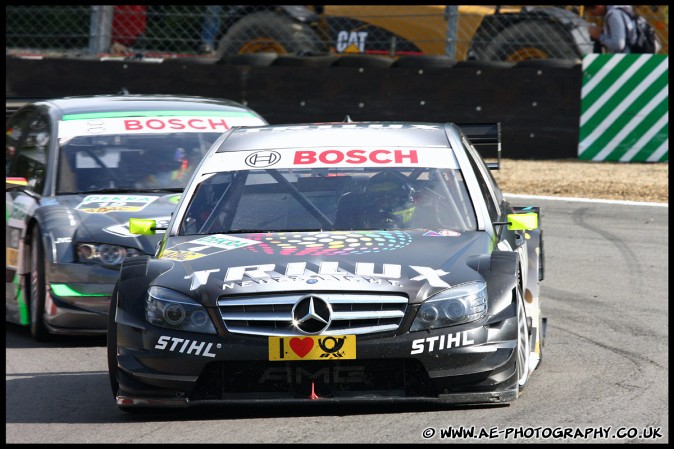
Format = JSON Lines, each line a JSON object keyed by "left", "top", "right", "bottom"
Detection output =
{"left": 457, "top": 122, "right": 501, "bottom": 170}
{"left": 6, "top": 96, "right": 51, "bottom": 120}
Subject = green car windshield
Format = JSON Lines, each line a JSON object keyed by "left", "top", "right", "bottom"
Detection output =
{"left": 56, "top": 132, "right": 222, "bottom": 194}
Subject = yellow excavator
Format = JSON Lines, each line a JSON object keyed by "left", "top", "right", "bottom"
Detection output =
{"left": 213, "top": 5, "right": 667, "bottom": 61}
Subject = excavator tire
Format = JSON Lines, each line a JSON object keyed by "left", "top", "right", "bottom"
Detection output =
{"left": 216, "top": 11, "right": 326, "bottom": 57}
{"left": 475, "top": 21, "right": 581, "bottom": 62}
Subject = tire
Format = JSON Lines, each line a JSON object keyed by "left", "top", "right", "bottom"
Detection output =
{"left": 514, "top": 58, "right": 580, "bottom": 69}
{"left": 332, "top": 55, "right": 394, "bottom": 68}
{"left": 217, "top": 52, "right": 279, "bottom": 66}
{"left": 392, "top": 55, "right": 457, "bottom": 69}
{"left": 515, "top": 282, "right": 531, "bottom": 392}
{"left": 216, "top": 11, "right": 326, "bottom": 58}
{"left": 107, "top": 285, "right": 119, "bottom": 398}
{"left": 475, "top": 21, "right": 581, "bottom": 62}
{"left": 454, "top": 60, "right": 515, "bottom": 69}
{"left": 273, "top": 54, "right": 339, "bottom": 67}
{"left": 29, "top": 226, "right": 50, "bottom": 341}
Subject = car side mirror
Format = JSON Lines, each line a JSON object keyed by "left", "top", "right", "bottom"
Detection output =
{"left": 506, "top": 212, "right": 538, "bottom": 230}
{"left": 129, "top": 218, "right": 157, "bottom": 235}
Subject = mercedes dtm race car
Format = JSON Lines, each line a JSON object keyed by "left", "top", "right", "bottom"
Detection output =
{"left": 5, "top": 94, "right": 267, "bottom": 340}
{"left": 108, "top": 121, "right": 545, "bottom": 410}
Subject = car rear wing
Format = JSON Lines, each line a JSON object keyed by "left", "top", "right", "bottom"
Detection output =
{"left": 457, "top": 122, "right": 501, "bottom": 170}
{"left": 6, "top": 97, "right": 49, "bottom": 121}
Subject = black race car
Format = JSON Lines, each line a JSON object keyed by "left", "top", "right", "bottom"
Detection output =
{"left": 5, "top": 94, "right": 267, "bottom": 340}
{"left": 108, "top": 121, "right": 545, "bottom": 410}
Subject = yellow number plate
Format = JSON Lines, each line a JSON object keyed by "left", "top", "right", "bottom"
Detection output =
{"left": 269, "top": 335, "right": 356, "bottom": 361}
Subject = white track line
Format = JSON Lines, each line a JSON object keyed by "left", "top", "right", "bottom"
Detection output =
{"left": 504, "top": 193, "right": 668, "bottom": 208}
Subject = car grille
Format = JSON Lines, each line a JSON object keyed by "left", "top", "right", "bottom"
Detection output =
{"left": 217, "top": 292, "right": 408, "bottom": 336}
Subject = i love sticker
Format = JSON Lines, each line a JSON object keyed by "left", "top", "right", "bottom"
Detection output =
{"left": 268, "top": 335, "right": 356, "bottom": 360}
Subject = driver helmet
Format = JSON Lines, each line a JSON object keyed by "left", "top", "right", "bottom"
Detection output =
{"left": 149, "top": 147, "right": 188, "bottom": 178}
{"left": 364, "top": 171, "right": 416, "bottom": 225}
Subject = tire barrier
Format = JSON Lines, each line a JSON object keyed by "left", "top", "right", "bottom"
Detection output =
{"left": 331, "top": 54, "right": 395, "bottom": 68}
{"left": 216, "top": 52, "right": 278, "bottom": 66}
{"left": 10, "top": 54, "right": 661, "bottom": 161}
{"left": 273, "top": 54, "right": 340, "bottom": 67}
{"left": 392, "top": 55, "right": 457, "bottom": 69}
{"left": 453, "top": 60, "right": 516, "bottom": 69}
{"left": 513, "top": 58, "right": 581, "bottom": 69}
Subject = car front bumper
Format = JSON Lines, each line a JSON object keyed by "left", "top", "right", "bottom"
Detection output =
{"left": 43, "top": 262, "right": 120, "bottom": 335}
{"left": 113, "top": 307, "right": 520, "bottom": 408}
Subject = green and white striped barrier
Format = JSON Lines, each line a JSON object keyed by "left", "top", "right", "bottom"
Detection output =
{"left": 579, "top": 54, "right": 668, "bottom": 162}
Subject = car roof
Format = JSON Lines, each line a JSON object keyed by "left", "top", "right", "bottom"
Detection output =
{"left": 31, "top": 94, "right": 260, "bottom": 116}
{"left": 218, "top": 122, "right": 456, "bottom": 151}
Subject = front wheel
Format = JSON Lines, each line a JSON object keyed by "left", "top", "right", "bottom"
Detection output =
{"left": 29, "top": 226, "right": 50, "bottom": 341}
{"left": 515, "top": 283, "right": 531, "bottom": 392}
{"left": 107, "top": 285, "right": 119, "bottom": 398}
{"left": 107, "top": 285, "right": 134, "bottom": 413}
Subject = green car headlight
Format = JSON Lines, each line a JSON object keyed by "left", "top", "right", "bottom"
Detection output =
{"left": 145, "top": 286, "right": 217, "bottom": 334}
{"left": 410, "top": 281, "right": 487, "bottom": 331}
{"left": 76, "top": 243, "right": 142, "bottom": 266}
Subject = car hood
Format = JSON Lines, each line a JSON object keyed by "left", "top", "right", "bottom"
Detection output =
{"left": 43, "top": 192, "right": 181, "bottom": 253}
{"left": 155, "top": 230, "right": 492, "bottom": 305}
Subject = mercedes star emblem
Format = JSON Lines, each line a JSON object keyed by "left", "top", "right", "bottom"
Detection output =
{"left": 292, "top": 295, "right": 332, "bottom": 334}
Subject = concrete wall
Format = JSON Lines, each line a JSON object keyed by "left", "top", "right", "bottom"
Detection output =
{"left": 6, "top": 56, "right": 584, "bottom": 159}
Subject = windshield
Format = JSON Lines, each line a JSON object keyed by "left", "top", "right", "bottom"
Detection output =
{"left": 56, "top": 132, "right": 222, "bottom": 194}
{"left": 179, "top": 167, "right": 477, "bottom": 235}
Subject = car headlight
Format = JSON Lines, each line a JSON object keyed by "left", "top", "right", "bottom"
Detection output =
{"left": 145, "top": 286, "right": 217, "bottom": 334}
{"left": 410, "top": 281, "right": 487, "bottom": 331}
{"left": 76, "top": 243, "right": 143, "bottom": 266}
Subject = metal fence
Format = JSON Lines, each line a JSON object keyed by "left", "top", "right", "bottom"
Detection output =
{"left": 5, "top": 5, "right": 669, "bottom": 62}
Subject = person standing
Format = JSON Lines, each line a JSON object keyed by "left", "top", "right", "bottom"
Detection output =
{"left": 199, "top": 5, "right": 222, "bottom": 55}
{"left": 110, "top": 5, "right": 147, "bottom": 54}
{"left": 585, "top": 5, "right": 637, "bottom": 53}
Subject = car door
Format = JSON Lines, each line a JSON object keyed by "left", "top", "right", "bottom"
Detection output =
{"left": 460, "top": 132, "right": 528, "bottom": 283}
{"left": 5, "top": 107, "right": 52, "bottom": 323}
